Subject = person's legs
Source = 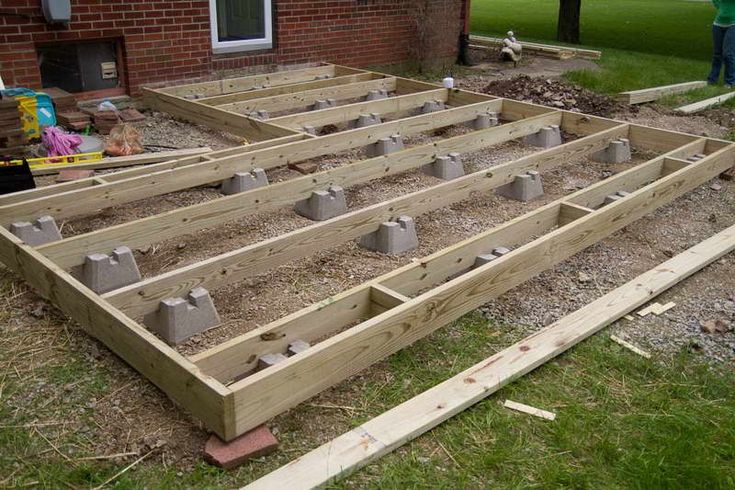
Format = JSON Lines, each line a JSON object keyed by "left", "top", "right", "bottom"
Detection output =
{"left": 709, "top": 25, "right": 726, "bottom": 84}
{"left": 723, "top": 26, "right": 735, "bottom": 86}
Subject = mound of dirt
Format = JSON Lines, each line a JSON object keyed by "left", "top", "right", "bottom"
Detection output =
{"left": 483, "top": 75, "right": 633, "bottom": 118}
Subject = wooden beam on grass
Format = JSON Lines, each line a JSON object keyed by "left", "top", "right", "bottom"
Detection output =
{"left": 219, "top": 142, "right": 735, "bottom": 436}
{"left": 617, "top": 81, "right": 707, "bottom": 105}
{"left": 675, "top": 91, "right": 735, "bottom": 114}
{"left": 243, "top": 222, "right": 735, "bottom": 488}
{"left": 469, "top": 34, "right": 601, "bottom": 60}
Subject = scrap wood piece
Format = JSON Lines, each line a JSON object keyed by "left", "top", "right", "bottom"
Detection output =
{"left": 503, "top": 400, "right": 556, "bottom": 421}
{"left": 242, "top": 223, "right": 735, "bottom": 490}
{"left": 637, "top": 301, "right": 676, "bottom": 317}
{"left": 617, "top": 81, "right": 707, "bottom": 105}
{"left": 675, "top": 91, "right": 735, "bottom": 114}
{"left": 610, "top": 335, "right": 651, "bottom": 359}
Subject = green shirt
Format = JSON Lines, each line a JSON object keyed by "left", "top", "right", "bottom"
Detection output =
{"left": 714, "top": 0, "right": 735, "bottom": 26}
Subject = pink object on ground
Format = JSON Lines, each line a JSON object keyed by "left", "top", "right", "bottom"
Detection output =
{"left": 203, "top": 425, "right": 279, "bottom": 469}
{"left": 56, "top": 169, "right": 95, "bottom": 183}
{"left": 42, "top": 126, "right": 82, "bottom": 157}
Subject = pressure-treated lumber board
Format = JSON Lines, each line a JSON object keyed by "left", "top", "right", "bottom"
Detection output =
{"left": 216, "top": 77, "right": 398, "bottom": 114}
{"left": 469, "top": 34, "right": 602, "bottom": 60}
{"left": 1, "top": 99, "right": 504, "bottom": 226}
{"left": 104, "top": 121, "right": 630, "bottom": 319}
{"left": 157, "top": 63, "right": 337, "bottom": 97}
{"left": 269, "top": 88, "right": 449, "bottom": 129}
{"left": 675, "top": 91, "right": 735, "bottom": 114}
{"left": 243, "top": 223, "right": 735, "bottom": 489}
{"left": 0, "top": 225, "right": 234, "bottom": 439}
{"left": 30, "top": 147, "right": 213, "bottom": 176}
{"left": 197, "top": 72, "right": 376, "bottom": 106}
{"left": 617, "top": 81, "right": 707, "bottom": 105}
{"left": 224, "top": 143, "right": 735, "bottom": 435}
{"left": 52, "top": 110, "right": 565, "bottom": 274}
{"left": 190, "top": 137, "right": 699, "bottom": 383}
{"left": 140, "top": 88, "right": 300, "bottom": 141}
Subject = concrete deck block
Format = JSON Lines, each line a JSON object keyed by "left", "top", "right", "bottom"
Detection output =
{"left": 496, "top": 171, "right": 544, "bottom": 202}
{"left": 313, "top": 98, "right": 337, "bottom": 110}
{"left": 204, "top": 426, "right": 278, "bottom": 469}
{"left": 294, "top": 186, "right": 347, "bottom": 221}
{"left": 592, "top": 138, "right": 631, "bottom": 163}
{"left": 421, "top": 100, "right": 446, "bottom": 114}
{"left": 354, "top": 112, "right": 382, "bottom": 128}
{"left": 687, "top": 153, "right": 706, "bottom": 162}
{"left": 367, "top": 134, "right": 404, "bottom": 157}
{"left": 365, "top": 89, "right": 389, "bottom": 101}
{"left": 421, "top": 152, "right": 464, "bottom": 180}
{"left": 524, "top": 125, "right": 562, "bottom": 148}
{"left": 221, "top": 168, "right": 268, "bottom": 195}
{"left": 146, "top": 287, "right": 221, "bottom": 345}
{"left": 10, "top": 215, "right": 62, "bottom": 246}
{"left": 287, "top": 339, "right": 311, "bottom": 356}
{"left": 359, "top": 216, "right": 419, "bottom": 255}
{"left": 602, "top": 190, "right": 631, "bottom": 206}
{"left": 472, "top": 111, "right": 500, "bottom": 130}
{"left": 82, "top": 246, "right": 141, "bottom": 294}
{"left": 258, "top": 352, "right": 288, "bottom": 371}
{"left": 248, "top": 110, "right": 269, "bottom": 120}
{"left": 302, "top": 125, "right": 317, "bottom": 135}
{"left": 473, "top": 246, "right": 511, "bottom": 268}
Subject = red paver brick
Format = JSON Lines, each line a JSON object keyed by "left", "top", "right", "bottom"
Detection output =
{"left": 203, "top": 425, "right": 278, "bottom": 469}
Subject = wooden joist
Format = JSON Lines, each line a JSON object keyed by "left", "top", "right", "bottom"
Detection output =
{"left": 469, "top": 34, "right": 602, "bottom": 60}
{"left": 675, "top": 91, "right": 735, "bottom": 114}
{"left": 243, "top": 222, "right": 735, "bottom": 489}
{"left": 617, "top": 81, "right": 707, "bottom": 105}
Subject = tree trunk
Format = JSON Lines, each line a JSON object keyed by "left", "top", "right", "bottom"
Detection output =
{"left": 557, "top": 0, "right": 581, "bottom": 44}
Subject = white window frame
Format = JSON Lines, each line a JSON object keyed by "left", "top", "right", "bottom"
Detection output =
{"left": 209, "top": 0, "right": 273, "bottom": 54}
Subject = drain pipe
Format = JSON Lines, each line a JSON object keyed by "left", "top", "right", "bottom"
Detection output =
{"left": 458, "top": 0, "right": 472, "bottom": 65}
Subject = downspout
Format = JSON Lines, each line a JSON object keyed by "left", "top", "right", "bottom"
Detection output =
{"left": 458, "top": 0, "right": 472, "bottom": 65}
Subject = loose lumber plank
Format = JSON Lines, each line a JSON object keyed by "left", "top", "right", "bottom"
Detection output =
{"left": 225, "top": 143, "right": 735, "bottom": 436}
{"left": 610, "top": 335, "right": 651, "bottom": 359}
{"left": 269, "top": 89, "right": 449, "bottom": 129}
{"left": 503, "top": 400, "right": 556, "bottom": 420}
{"left": 0, "top": 225, "right": 234, "bottom": 440}
{"left": 0, "top": 99, "right": 504, "bottom": 226}
{"left": 469, "top": 34, "right": 601, "bottom": 60}
{"left": 675, "top": 91, "right": 735, "bottom": 114}
{"left": 30, "top": 147, "right": 212, "bottom": 176}
{"left": 617, "top": 81, "right": 707, "bottom": 105}
{"left": 243, "top": 222, "right": 735, "bottom": 488}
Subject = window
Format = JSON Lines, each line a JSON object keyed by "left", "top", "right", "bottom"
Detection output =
{"left": 209, "top": 0, "right": 273, "bottom": 54}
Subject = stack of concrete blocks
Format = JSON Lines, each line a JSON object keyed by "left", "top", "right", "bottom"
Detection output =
{"left": 421, "top": 153, "right": 465, "bottom": 180}
{"left": 592, "top": 138, "right": 632, "bottom": 164}
{"left": 472, "top": 111, "right": 500, "bottom": 130}
{"left": 294, "top": 186, "right": 347, "bottom": 221}
{"left": 10, "top": 215, "right": 62, "bottom": 246}
{"left": 313, "top": 98, "right": 337, "bottom": 110}
{"left": 496, "top": 170, "right": 544, "bottom": 202}
{"left": 359, "top": 216, "right": 419, "bottom": 255}
{"left": 367, "top": 134, "right": 404, "bottom": 157}
{"left": 473, "top": 246, "right": 511, "bottom": 268}
{"left": 82, "top": 246, "right": 141, "bottom": 294}
{"left": 147, "top": 287, "right": 221, "bottom": 345}
{"left": 354, "top": 113, "right": 382, "bottom": 128}
{"left": 221, "top": 168, "right": 269, "bottom": 195}
{"left": 421, "top": 100, "right": 446, "bottom": 114}
{"left": 524, "top": 125, "right": 562, "bottom": 148}
{"left": 365, "top": 89, "right": 389, "bottom": 101}
{"left": 602, "top": 190, "right": 631, "bottom": 206}
{"left": 248, "top": 110, "right": 269, "bottom": 120}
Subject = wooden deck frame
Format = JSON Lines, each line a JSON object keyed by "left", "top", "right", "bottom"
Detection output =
{"left": 0, "top": 66, "right": 733, "bottom": 443}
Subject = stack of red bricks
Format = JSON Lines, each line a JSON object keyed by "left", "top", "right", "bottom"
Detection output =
{"left": 44, "top": 87, "right": 91, "bottom": 132}
{"left": 93, "top": 111, "right": 120, "bottom": 135}
{"left": 0, "top": 97, "right": 26, "bottom": 157}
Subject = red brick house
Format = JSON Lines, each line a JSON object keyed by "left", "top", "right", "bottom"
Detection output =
{"left": 0, "top": 0, "right": 469, "bottom": 96}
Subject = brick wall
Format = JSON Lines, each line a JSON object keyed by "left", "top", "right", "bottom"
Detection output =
{"left": 0, "top": 0, "right": 464, "bottom": 95}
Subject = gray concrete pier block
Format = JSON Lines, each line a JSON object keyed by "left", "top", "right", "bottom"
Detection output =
{"left": 10, "top": 215, "right": 62, "bottom": 246}
{"left": 524, "top": 125, "right": 562, "bottom": 148}
{"left": 367, "top": 134, "right": 404, "bottom": 157}
{"left": 294, "top": 186, "right": 348, "bottom": 221}
{"left": 593, "top": 138, "right": 632, "bottom": 163}
{"left": 302, "top": 125, "right": 317, "bottom": 135}
{"left": 82, "top": 246, "right": 142, "bottom": 294}
{"left": 473, "top": 111, "right": 500, "bottom": 130}
{"left": 287, "top": 340, "right": 311, "bottom": 356}
{"left": 146, "top": 287, "right": 221, "bottom": 345}
{"left": 421, "top": 100, "right": 446, "bottom": 114}
{"left": 365, "top": 89, "right": 388, "bottom": 101}
{"left": 496, "top": 170, "right": 544, "bottom": 202}
{"left": 257, "top": 353, "right": 288, "bottom": 371}
{"left": 687, "top": 153, "right": 706, "bottom": 162}
{"left": 602, "top": 190, "right": 631, "bottom": 206}
{"left": 313, "top": 99, "right": 337, "bottom": 110}
{"left": 421, "top": 152, "right": 464, "bottom": 180}
{"left": 359, "top": 216, "right": 419, "bottom": 255}
{"left": 473, "top": 246, "right": 511, "bottom": 268}
{"left": 221, "top": 168, "right": 269, "bottom": 195}
{"left": 354, "top": 113, "right": 382, "bottom": 128}
{"left": 248, "top": 110, "right": 269, "bottom": 120}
